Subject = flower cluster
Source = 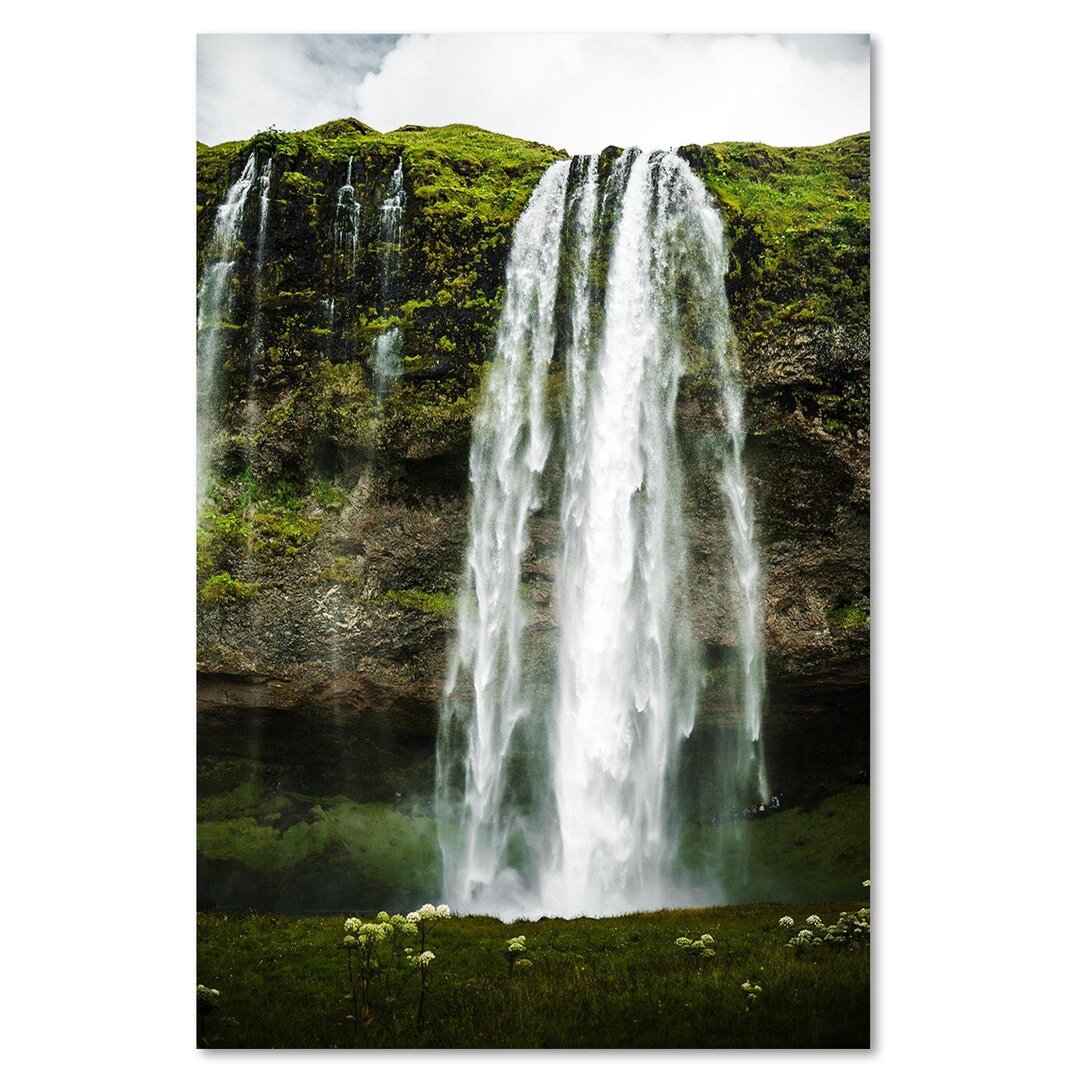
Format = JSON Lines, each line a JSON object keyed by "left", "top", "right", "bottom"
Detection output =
{"left": 740, "top": 979, "right": 763, "bottom": 1004}
{"left": 862, "top": 879, "right": 871, "bottom": 888}
{"left": 340, "top": 902, "right": 453, "bottom": 1032}
{"left": 342, "top": 918, "right": 396, "bottom": 948}
{"left": 196, "top": 985, "right": 220, "bottom": 1010}
{"left": 782, "top": 908, "right": 870, "bottom": 950}
{"left": 406, "top": 903, "right": 452, "bottom": 924}
{"left": 675, "top": 932, "right": 716, "bottom": 959}
{"left": 505, "top": 934, "right": 532, "bottom": 973}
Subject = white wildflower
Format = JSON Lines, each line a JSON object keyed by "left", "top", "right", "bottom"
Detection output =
{"left": 436, "top": 904, "right": 451, "bottom": 918}
{"left": 778, "top": 916, "right": 795, "bottom": 929}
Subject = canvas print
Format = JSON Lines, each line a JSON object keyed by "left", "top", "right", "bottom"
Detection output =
{"left": 196, "top": 32, "right": 871, "bottom": 1048}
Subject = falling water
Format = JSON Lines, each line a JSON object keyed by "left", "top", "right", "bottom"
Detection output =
{"left": 438, "top": 161, "right": 571, "bottom": 913}
{"left": 333, "top": 155, "right": 362, "bottom": 263}
{"left": 249, "top": 158, "right": 272, "bottom": 380}
{"left": 370, "top": 157, "right": 406, "bottom": 395}
{"left": 439, "top": 150, "right": 766, "bottom": 917}
{"left": 196, "top": 152, "right": 258, "bottom": 493}
{"left": 539, "top": 150, "right": 703, "bottom": 914}
{"left": 253, "top": 159, "right": 272, "bottom": 277}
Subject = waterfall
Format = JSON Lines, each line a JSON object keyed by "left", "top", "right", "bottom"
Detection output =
{"left": 253, "top": 158, "right": 272, "bottom": 279}
{"left": 441, "top": 149, "right": 767, "bottom": 918}
{"left": 249, "top": 158, "right": 272, "bottom": 382}
{"left": 437, "top": 161, "right": 571, "bottom": 913}
{"left": 333, "top": 155, "right": 362, "bottom": 264}
{"left": 196, "top": 152, "right": 259, "bottom": 493}
{"left": 539, "top": 150, "right": 702, "bottom": 914}
{"left": 370, "top": 156, "right": 406, "bottom": 396}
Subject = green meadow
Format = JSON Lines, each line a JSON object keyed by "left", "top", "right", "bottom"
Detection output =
{"left": 197, "top": 898, "right": 870, "bottom": 1049}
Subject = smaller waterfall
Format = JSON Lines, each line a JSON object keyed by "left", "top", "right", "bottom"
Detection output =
{"left": 719, "top": 383, "right": 767, "bottom": 799}
{"left": 333, "top": 156, "right": 362, "bottom": 264}
{"left": 253, "top": 158, "right": 272, "bottom": 276}
{"left": 378, "top": 156, "right": 406, "bottom": 298}
{"left": 370, "top": 157, "right": 406, "bottom": 396}
{"left": 668, "top": 173, "right": 768, "bottom": 803}
{"left": 371, "top": 326, "right": 403, "bottom": 397}
{"left": 197, "top": 152, "right": 259, "bottom": 492}
{"left": 249, "top": 158, "right": 273, "bottom": 380}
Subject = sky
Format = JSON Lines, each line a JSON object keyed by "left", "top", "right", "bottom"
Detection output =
{"left": 197, "top": 33, "right": 870, "bottom": 152}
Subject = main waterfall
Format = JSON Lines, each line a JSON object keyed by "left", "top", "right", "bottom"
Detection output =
{"left": 438, "top": 150, "right": 766, "bottom": 918}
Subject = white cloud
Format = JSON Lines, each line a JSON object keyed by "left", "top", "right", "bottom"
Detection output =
{"left": 355, "top": 34, "right": 870, "bottom": 152}
{"left": 197, "top": 35, "right": 398, "bottom": 145}
{"left": 197, "top": 33, "right": 869, "bottom": 151}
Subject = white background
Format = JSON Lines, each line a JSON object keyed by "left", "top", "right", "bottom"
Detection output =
{"left": 2, "top": 1, "right": 1076, "bottom": 1075}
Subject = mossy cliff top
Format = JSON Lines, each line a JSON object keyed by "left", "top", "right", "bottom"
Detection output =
{"left": 196, "top": 121, "right": 868, "bottom": 586}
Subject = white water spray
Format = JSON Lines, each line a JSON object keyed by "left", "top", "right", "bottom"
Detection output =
{"left": 440, "top": 150, "right": 766, "bottom": 918}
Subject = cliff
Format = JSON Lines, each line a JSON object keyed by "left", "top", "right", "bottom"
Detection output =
{"left": 195, "top": 120, "right": 869, "bottom": 909}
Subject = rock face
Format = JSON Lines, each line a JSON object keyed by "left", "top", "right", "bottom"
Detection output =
{"left": 196, "top": 123, "right": 869, "bottom": 901}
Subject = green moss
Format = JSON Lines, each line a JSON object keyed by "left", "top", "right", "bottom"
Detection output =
{"left": 322, "top": 556, "right": 359, "bottom": 584}
{"left": 310, "top": 360, "right": 377, "bottom": 452}
{"left": 371, "top": 588, "right": 456, "bottom": 617}
{"left": 694, "top": 133, "right": 870, "bottom": 336}
{"left": 826, "top": 599, "right": 870, "bottom": 631}
{"left": 251, "top": 506, "right": 322, "bottom": 556}
{"left": 280, "top": 170, "right": 324, "bottom": 199}
{"left": 201, "top": 572, "right": 258, "bottom": 604}
{"left": 378, "top": 381, "right": 480, "bottom": 455}
{"left": 311, "top": 478, "right": 348, "bottom": 510}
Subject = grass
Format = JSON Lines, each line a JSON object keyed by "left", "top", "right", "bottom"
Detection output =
{"left": 681, "top": 786, "right": 871, "bottom": 904}
{"left": 696, "top": 133, "right": 870, "bottom": 334}
{"left": 197, "top": 901, "right": 869, "bottom": 1048}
